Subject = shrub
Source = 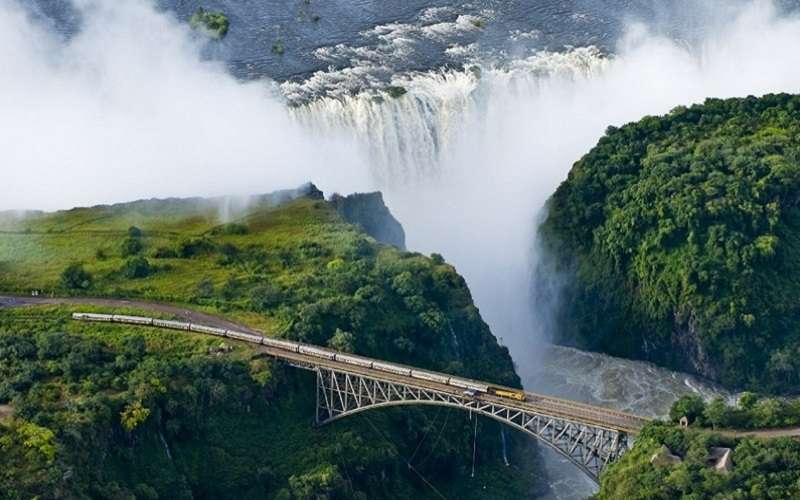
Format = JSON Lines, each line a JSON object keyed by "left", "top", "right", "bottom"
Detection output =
{"left": 210, "top": 223, "right": 248, "bottom": 236}
{"left": 120, "top": 237, "right": 143, "bottom": 257}
{"left": 60, "top": 263, "right": 93, "bottom": 290}
{"left": 190, "top": 8, "right": 229, "bottom": 39}
{"left": 217, "top": 243, "right": 240, "bottom": 266}
{"left": 127, "top": 226, "right": 143, "bottom": 238}
{"left": 152, "top": 247, "right": 177, "bottom": 259}
{"left": 195, "top": 278, "right": 215, "bottom": 299}
{"left": 385, "top": 86, "right": 407, "bottom": 99}
{"left": 177, "top": 238, "right": 215, "bottom": 258}
{"left": 121, "top": 257, "right": 153, "bottom": 279}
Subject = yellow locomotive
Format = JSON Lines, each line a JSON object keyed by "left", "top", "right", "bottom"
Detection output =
{"left": 490, "top": 387, "right": 526, "bottom": 401}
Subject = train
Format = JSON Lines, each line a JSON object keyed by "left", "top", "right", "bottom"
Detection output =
{"left": 71, "top": 312, "right": 527, "bottom": 402}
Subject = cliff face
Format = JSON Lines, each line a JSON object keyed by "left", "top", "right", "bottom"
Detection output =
{"left": 537, "top": 94, "right": 800, "bottom": 393}
{"left": 329, "top": 192, "right": 406, "bottom": 249}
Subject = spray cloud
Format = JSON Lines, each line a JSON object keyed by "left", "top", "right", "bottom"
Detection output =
{"left": 0, "top": 0, "right": 369, "bottom": 211}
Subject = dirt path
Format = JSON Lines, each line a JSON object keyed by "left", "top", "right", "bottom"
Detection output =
{"left": 0, "top": 295, "right": 262, "bottom": 335}
{"left": 718, "top": 427, "right": 800, "bottom": 439}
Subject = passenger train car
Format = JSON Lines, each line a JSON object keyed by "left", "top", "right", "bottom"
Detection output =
{"left": 72, "top": 313, "right": 527, "bottom": 402}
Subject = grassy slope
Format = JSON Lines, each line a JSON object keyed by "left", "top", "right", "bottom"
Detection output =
{"left": 0, "top": 193, "right": 546, "bottom": 499}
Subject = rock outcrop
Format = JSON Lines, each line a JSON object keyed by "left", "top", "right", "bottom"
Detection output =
{"left": 329, "top": 192, "right": 406, "bottom": 249}
{"left": 650, "top": 445, "right": 682, "bottom": 467}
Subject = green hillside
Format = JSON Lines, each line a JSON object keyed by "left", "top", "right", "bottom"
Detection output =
{"left": 0, "top": 188, "right": 546, "bottom": 498}
{"left": 538, "top": 93, "right": 800, "bottom": 392}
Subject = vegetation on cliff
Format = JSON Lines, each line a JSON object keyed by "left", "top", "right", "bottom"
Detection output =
{"left": 594, "top": 422, "right": 800, "bottom": 499}
{"left": 190, "top": 8, "right": 229, "bottom": 40}
{"left": 669, "top": 393, "right": 800, "bottom": 430}
{"left": 538, "top": 93, "right": 800, "bottom": 392}
{"left": 0, "top": 189, "right": 545, "bottom": 498}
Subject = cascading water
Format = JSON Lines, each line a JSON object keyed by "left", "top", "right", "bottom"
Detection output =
{"left": 289, "top": 47, "right": 608, "bottom": 185}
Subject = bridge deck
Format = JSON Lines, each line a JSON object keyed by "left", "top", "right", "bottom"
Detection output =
{"left": 49, "top": 301, "right": 649, "bottom": 434}
{"left": 257, "top": 345, "right": 648, "bottom": 434}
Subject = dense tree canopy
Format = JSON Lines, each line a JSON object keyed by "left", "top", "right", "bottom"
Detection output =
{"left": 539, "top": 93, "right": 800, "bottom": 392}
{"left": 0, "top": 194, "right": 544, "bottom": 498}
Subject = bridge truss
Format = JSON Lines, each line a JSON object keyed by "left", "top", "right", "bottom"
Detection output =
{"left": 314, "top": 366, "right": 631, "bottom": 482}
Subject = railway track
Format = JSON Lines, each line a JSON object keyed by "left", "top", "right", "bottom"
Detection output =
{"left": 68, "top": 310, "right": 650, "bottom": 434}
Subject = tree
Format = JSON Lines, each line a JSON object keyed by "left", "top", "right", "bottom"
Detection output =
{"left": 703, "top": 398, "right": 730, "bottom": 428}
{"left": 127, "top": 226, "right": 143, "bottom": 238}
{"left": 120, "top": 401, "right": 151, "bottom": 432}
{"left": 60, "top": 263, "right": 92, "bottom": 290}
{"left": 669, "top": 395, "right": 706, "bottom": 424}
{"left": 739, "top": 392, "right": 759, "bottom": 411}
{"left": 327, "top": 329, "right": 355, "bottom": 353}
{"left": 288, "top": 464, "right": 346, "bottom": 500}
{"left": 249, "top": 284, "right": 283, "bottom": 311}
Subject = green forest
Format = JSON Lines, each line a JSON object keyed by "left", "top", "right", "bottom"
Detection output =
{"left": 0, "top": 192, "right": 546, "bottom": 498}
{"left": 538, "top": 93, "right": 800, "bottom": 392}
{"left": 594, "top": 422, "right": 800, "bottom": 499}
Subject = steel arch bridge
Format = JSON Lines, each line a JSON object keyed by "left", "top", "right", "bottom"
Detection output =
{"left": 314, "top": 366, "right": 635, "bottom": 483}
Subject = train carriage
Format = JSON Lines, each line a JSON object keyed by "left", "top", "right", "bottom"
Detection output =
{"left": 448, "top": 377, "right": 490, "bottom": 394}
{"left": 72, "top": 312, "right": 113, "bottom": 322}
{"left": 262, "top": 337, "right": 301, "bottom": 352}
{"left": 189, "top": 324, "right": 226, "bottom": 336}
{"left": 299, "top": 345, "right": 336, "bottom": 360}
{"left": 225, "top": 330, "right": 263, "bottom": 343}
{"left": 112, "top": 315, "right": 153, "bottom": 326}
{"left": 372, "top": 361, "right": 411, "bottom": 377}
{"left": 334, "top": 353, "right": 373, "bottom": 368}
{"left": 410, "top": 369, "right": 450, "bottom": 385}
{"left": 152, "top": 318, "right": 191, "bottom": 330}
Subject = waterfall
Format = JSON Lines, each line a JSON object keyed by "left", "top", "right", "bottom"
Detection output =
{"left": 289, "top": 47, "right": 609, "bottom": 187}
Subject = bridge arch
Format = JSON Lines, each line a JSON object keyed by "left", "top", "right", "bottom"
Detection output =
{"left": 314, "top": 367, "right": 631, "bottom": 483}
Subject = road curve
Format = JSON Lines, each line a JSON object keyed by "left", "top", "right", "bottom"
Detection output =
{"left": 0, "top": 295, "right": 260, "bottom": 334}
